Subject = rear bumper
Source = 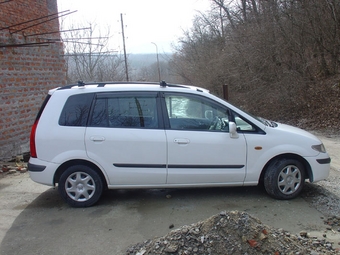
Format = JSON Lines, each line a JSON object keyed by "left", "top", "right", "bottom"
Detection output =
{"left": 28, "top": 162, "right": 46, "bottom": 172}
{"left": 28, "top": 158, "right": 58, "bottom": 186}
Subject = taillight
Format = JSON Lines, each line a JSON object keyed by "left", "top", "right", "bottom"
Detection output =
{"left": 30, "top": 119, "right": 39, "bottom": 158}
{"left": 30, "top": 94, "right": 51, "bottom": 158}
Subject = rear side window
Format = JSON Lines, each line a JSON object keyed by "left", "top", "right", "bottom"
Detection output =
{"left": 59, "top": 93, "right": 94, "bottom": 126}
{"left": 89, "top": 93, "right": 158, "bottom": 128}
{"left": 34, "top": 94, "right": 51, "bottom": 121}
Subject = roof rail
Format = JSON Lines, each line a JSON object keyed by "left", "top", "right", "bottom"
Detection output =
{"left": 56, "top": 81, "right": 195, "bottom": 90}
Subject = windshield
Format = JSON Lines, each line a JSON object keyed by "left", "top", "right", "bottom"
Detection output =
{"left": 231, "top": 106, "right": 277, "bottom": 128}
{"left": 233, "top": 106, "right": 277, "bottom": 127}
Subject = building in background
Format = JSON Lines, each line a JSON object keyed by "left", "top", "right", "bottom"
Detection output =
{"left": 0, "top": 0, "right": 66, "bottom": 160}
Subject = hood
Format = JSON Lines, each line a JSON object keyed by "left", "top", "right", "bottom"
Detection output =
{"left": 270, "top": 122, "right": 322, "bottom": 144}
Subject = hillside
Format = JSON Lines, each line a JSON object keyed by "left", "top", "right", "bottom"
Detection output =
{"left": 229, "top": 75, "right": 340, "bottom": 133}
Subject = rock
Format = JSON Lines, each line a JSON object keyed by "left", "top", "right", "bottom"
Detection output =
{"left": 247, "top": 239, "right": 258, "bottom": 247}
{"left": 299, "top": 231, "right": 308, "bottom": 238}
{"left": 2, "top": 165, "right": 9, "bottom": 172}
{"left": 258, "top": 232, "right": 267, "bottom": 241}
{"left": 310, "top": 251, "right": 319, "bottom": 255}
{"left": 164, "top": 243, "right": 178, "bottom": 253}
{"left": 135, "top": 250, "right": 146, "bottom": 255}
{"left": 18, "top": 167, "right": 27, "bottom": 173}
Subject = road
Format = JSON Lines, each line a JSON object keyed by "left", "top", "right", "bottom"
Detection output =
{"left": 0, "top": 134, "right": 339, "bottom": 255}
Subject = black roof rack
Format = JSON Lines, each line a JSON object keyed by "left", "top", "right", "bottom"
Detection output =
{"left": 57, "top": 81, "right": 192, "bottom": 90}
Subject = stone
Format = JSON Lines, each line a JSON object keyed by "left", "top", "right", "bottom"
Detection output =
{"left": 299, "top": 231, "right": 308, "bottom": 238}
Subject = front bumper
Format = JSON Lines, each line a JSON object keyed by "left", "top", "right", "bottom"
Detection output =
{"left": 305, "top": 154, "right": 331, "bottom": 182}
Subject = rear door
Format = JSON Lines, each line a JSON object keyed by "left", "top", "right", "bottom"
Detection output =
{"left": 85, "top": 92, "right": 167, "bottom": 185}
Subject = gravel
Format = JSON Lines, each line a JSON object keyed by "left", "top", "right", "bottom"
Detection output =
{"left": 301, "top": 133, "right": 340, "bottom": 218}
{"left": 126, "top": 211, "right": 340, "bottom": 255}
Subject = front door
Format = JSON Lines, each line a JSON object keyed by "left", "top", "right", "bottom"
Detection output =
{"left": 163, "top": 93, "right": 247, "bottom": 184}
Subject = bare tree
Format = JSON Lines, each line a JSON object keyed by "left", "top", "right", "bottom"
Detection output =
{"left": 135, "top": 60, "right": 175, "bottom": 82}
{"left": 61, "top": 21, "right": 127, "bottom": 83}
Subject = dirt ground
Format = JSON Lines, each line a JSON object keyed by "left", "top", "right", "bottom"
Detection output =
{"left": 0, "top": 133, "right": 339, "bottom": 254}
{"left": 126, "top": 133, "right": 340, "bottom": 254}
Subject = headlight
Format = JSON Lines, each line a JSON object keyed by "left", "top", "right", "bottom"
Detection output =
{"left": 312, "top": 144, "right": 326, "bottom": 153}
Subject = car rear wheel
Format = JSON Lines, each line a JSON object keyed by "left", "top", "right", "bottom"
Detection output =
{"left": 58, "top": 165, "right": 103, "bottom": 207}
{"left": 264, "top": 158, "right": 305, "bottom": 200}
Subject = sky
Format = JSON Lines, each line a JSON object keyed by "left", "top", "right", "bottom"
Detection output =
{"left": 57, "top": 0, "right": 211, "bottom": 54}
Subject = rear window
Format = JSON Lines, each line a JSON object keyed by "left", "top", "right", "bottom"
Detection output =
{"left": 59, "top": 93, "right": 94, "bottom": 126}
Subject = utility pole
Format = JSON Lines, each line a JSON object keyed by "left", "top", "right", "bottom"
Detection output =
{"left": 151, "top": 42, "right": 161, "bottom": 81}
{"left": 120, "top": 13, "right": 129, "bottom": 81}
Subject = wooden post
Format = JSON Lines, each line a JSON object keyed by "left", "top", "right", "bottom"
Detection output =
{"left": 223, "top": 84, "right": 229, "bottom": 100}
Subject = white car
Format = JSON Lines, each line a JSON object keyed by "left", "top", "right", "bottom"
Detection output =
{"left": 28, "top": 81, "right": 331, "bottom": 207}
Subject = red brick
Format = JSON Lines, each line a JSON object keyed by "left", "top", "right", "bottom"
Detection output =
{"left": 0, "top": 0, "right": 67, "bottom": 159}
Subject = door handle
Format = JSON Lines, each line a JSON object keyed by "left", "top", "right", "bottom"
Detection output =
{"left": 174, "top": 138, "right": 190, "bottom": 144}
{"left": 90, "top": 136, "right": 105, "bottom": 142}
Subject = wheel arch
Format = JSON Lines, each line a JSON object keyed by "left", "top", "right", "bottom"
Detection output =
{"left": 53, "top": 159, "right": 108, "bottom": 188}
{"left": 259, "top": 153, "right": 313, "bottom": 184}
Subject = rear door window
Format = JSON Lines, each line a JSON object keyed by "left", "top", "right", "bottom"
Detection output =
{"left": 89, "top": 92, "right": 159, "bottom": 128}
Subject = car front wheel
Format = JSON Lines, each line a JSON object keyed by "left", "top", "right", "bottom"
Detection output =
{"left": 264, "top": 158, "right": 305, "bottom": 200}
{"left": 58, "top": 165, "right": 103, "bottom": 207}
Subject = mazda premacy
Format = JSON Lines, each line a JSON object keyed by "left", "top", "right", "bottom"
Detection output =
{"left": 28, "top": 81, "right": 331, "bottom": 207}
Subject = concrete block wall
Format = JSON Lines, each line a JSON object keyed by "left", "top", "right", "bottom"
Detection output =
{"left": 0, "top": 0, "right": 67, "bottom": 160}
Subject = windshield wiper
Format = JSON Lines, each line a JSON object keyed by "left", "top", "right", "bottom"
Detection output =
{"left": 259, "top": 117, "right": 276, "bottom": 127}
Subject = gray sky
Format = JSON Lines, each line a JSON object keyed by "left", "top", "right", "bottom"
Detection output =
{"left": 57, "top": 0, "right": 211, "bottom": 54}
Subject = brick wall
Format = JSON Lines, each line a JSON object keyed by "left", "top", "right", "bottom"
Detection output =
{"left": 0, "top": 0, "right": 67, "bottom": 160}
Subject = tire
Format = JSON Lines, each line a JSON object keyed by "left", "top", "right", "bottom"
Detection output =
{"left": 264, "top": 158, "right": 305, "bottom": 200}
{"left": 58, "top": 165, "right": 103, "bottom": 207}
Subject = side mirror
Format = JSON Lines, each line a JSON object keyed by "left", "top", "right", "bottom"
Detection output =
{"left": 229, "top": 122, "right": 239, "bottom": 138}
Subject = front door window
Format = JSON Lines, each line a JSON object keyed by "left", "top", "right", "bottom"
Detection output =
{"left": 164, "top": 94, "right": 229, "bottom": 131}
